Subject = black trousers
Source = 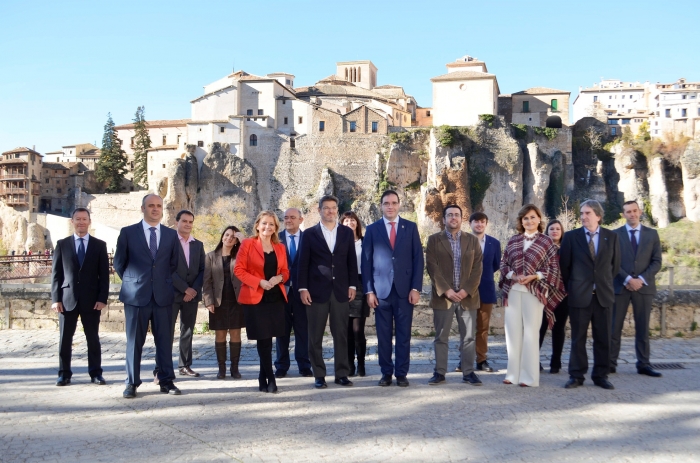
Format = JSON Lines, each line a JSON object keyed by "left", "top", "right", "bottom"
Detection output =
{"left": 568, "top": 294, "right": 612, "bottom": 381}
{"left": 539, "top": 297, "right": 569, "bottom": 370}
{"left": 611, "top": 290, "right": 653, "bottom": 369}
{"left": 275, "top": 290, "right": 311, "bottom": 373}
{"left": 307, "top": 292, "right": 350, "bottom": 379}
{"left": 58, "top": 303, "right": 102, "bottom": 379}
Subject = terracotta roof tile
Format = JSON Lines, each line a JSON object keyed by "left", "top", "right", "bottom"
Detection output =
{"left": 431, "top": 70, "right": 496, "bottom": 82}
{"left": 513, "top": 87, "right": 570, "bottom": 95}
{"left": 2, "top": 146, "right": 41, "bottom": 156}
{"left": 114, "top": 119, "right": 190, "bottom": 130}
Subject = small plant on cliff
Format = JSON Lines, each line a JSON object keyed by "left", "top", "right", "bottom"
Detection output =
{"left": 436, "top": 125, "right": 457, "bottom": 148}
{"left": 131, "top": 106, "right": 151, "bottom": 188}
{"left": 533, "top": 126, "right": 559, "bottom": 141}
{"left": 479, "top": 114, "right": 495, "bottom": 127}
{"left": 95, "top": 113, "right": 128, "bottom": 193}
{"left": 468, "top": 166, "right": 492, "bottom": 211}
{"left": 511, "top": 123, "right": 528, "bottom": 140}
{"left": 389, "top": 131, "right": 411, "bottom": 145}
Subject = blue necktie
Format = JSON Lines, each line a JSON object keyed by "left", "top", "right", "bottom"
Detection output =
{"left": 149, "top": 227, "right": 157, "bottom": 259}
{"left": 77, "top": 238, "right": 85, "bottom": 267}
{"left": 630, "top": 229, "right": 638, "bottom": 255}
{"left": 289, "top": 235, "right": 297, "bottom": 262}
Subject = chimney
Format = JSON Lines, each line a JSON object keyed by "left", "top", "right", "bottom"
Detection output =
{"left": 33, "top": 145, "right": 35, "bottom": 151}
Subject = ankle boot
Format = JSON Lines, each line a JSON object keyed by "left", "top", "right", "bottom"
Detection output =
{"left": 229, "top": 342, "right": 242, "bottom": 379}
{"left": 357, "top": 339, "right": 367, "bottom": 377}
{"left": 215, "top": 342, "right": 227, "bottom": 379}
{"left": 258, "top": 370, "right": 267, "bottom": 392}
{"left": 266, "top": 376, "right": 278, "bottom": 393}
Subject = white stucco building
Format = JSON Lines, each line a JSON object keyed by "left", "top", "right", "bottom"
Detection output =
{"left": 650, "top": 78, "right": 700, "bottom": 139}
{"left": 572, "top": 79, "right": 651, "bottom": 126}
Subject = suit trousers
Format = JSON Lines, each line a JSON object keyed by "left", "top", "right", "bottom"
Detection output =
{"left": 275, "top": 289, "right": 311, "bottom": 373}
{"left": 568, "top": 294, "right": 612, "bottom": 381}
{"left": 611, "top": 290, "right": 653, "bottom": 369}
{"left": 58, "top": 303, "right": 102, "bottom": 379}
{"left": 172, "top": 300, "right": 199, "bottom": 368}
{"left": 307, "top": 292, "right": 350, "bottom": 378}
{"left": 124, "top": 296, "right": 175, "bottom": 387}
{"left": 475, "top": 303, "right": 494, "bottom": 363}
{"left": 505, "top": 290, "right": 544, "bottom": 387}
{"left": 375, "top": 285, "right": 414, "bottom": 377}
{"left": 433, "top": 303, "right": 476, "bottom": 376}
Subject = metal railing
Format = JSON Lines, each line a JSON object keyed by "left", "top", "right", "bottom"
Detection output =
{"left": 0, "top": 254, "right": 116, "bottom": 281}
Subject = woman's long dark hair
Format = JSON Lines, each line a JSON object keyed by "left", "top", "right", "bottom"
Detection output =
{"left": 341, "top": 211, "right": 363, "bottom": 240}
{"left": 215, "top": 226, "right": 241, "bottom": 257}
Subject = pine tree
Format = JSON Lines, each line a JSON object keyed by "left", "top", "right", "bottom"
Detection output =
{"left": 132, "top": 106, "right": 150, "bottom": 188}
{"left": 95, "top": 113, "right": 128, "bottom": 193}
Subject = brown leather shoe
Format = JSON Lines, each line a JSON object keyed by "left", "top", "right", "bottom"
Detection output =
{"left": 179, "top": 367, "right": 200, "bottom": 377}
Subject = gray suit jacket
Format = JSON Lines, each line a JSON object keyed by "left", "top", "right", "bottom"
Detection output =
{"left": 202, "top": 249, "right": 242, "bottom": 308}
{"left": 613, "top": 225, "right": 662, "bottom": 295}
{"left": 172, "top": 237, "right": 206, "bottom": 303}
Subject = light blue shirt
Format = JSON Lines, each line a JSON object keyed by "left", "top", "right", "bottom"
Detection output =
{"left": 141, "top": 220, "right": 161, "bottom": 249}
{"left": 586, "top": 226, "right": 600, "bottom": 255}
{"left": 74, "top": 233, "right": 89, "bottom": 253}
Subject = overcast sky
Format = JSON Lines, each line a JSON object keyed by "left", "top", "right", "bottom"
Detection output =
{"left": 1, "top": 0, "right": 697, "bottom": 153}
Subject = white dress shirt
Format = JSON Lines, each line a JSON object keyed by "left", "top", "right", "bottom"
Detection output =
{"left": 320, "top": 222, "right": 337, "bottom": 252}
{"left": 74, "top": 233, "right": 90, "bottom": 253}
{"left": 478, "top": 235, "right": 486, "bottom": 253}
{"left": 383, "top": 216, "right": 398, "bottom": 239}
{"left": 624, "top": 223, "right": 647, "bottom": 286}
{"left": 354, "top": 239, "right": 362, "bottom": 275}
{"left": 285, "top": 231, "right": 300, "bottom": 253}
{"left": 142, "top": 220, "right": 161, "bottom": 248}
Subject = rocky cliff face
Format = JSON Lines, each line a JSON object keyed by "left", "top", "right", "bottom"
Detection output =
{"left": 681, "top": 140, "right": 700, "bottom": 222}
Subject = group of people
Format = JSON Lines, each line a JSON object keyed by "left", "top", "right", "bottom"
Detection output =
{"left": 50, "top": 190, "right": 663, "bottom": 398}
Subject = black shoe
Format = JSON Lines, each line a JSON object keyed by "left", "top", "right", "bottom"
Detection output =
{"left": 540, "top": 363, "right": 544, "bottom": 372}
{"left": 357, "top": 364, "right": 366, "bottom": 377}
{"left": 123, "top": 385, "right": 137, "bottom": 398}
{"left": 476, "top": 360, "right": 494, "bottom": 372}
{"left": 378, "top": 374, "right": 393, "bottom": 387}
{"left": 314, "top": 377, "right": 328, "bottom": 389}
{"left": 564, "top": 377, "right": 584, "bottom": 389}
{"left": 275, "top": 370, "right": 287, "bottom": 378}
{"left": 610, "top": 366, "right": 617, "bottom": 374}
{"left": 454, "top": 362, "right": 462, "bottom": 373}
{"left": 299, "top": 368, "right": 313, "bottom": 377}
{"left": 550, "top": 367, "right": 560, "bottom": 374}
{"left": 463, "top": 372, "right": 483, "bottom": 386}
{"left": 638, "top": 366, "right": 662, "bottom": 377}
{"left": 258, "top": 372, "right": 268, "bottom": 392}
{"left": 91, "top": 375, "right": 106, "bottom": 385}
{"left": 160, "top": 383, "right": 182, "bottom": 395}
{"left": 266, "top": 378, "right": 279, "bottom": 393}
{"left": 428, "top": 372, "right": 446, "bottom": 385}
{"left": 334, "top": 376, "right": 353, "bottom": 386}
{"left": 593, "top": 379, "right": 615, "bottom": 390}
{"left": 56, "top": 376, "right": 71, "bottom": 386}
{"left": 396, "top": 376, "right": 409, "bottom": 387}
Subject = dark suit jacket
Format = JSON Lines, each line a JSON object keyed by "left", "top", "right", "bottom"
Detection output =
{"left": 425, "top": 231, "right": 483, "bottom": 310}
{"left": 172, "top": 237, "right": 205, "bottom": 303}
{"left": 279, "top": 229, "right": 303, "bottom": 290}
{"left": 613, "top": 225, "right": 662, "bottom": 295}
{"left": 477, "top": 234, "right": 501, "bottom": 304}
{"left": 361, "top": 217, "right": 424, "bottom": 300}
{"left": 297, "top": 223, "right": 358, "bottom": 304}
{"left": 560, "top": 227, "right": 621, "bottom": 309}
{"left": 113, "top": 221, "right": 179, "bottom": 307}
{"left": 51, "top": 235, "right": 109, "bottom": 311}
{"left": 202, "top": 248, "right": 243, "bottom": 308}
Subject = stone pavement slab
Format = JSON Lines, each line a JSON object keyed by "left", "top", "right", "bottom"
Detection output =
{"left": 0, "top": 330, "right": 699, "bottom": 462}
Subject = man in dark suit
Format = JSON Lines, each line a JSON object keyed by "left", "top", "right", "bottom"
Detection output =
{"left": 362, "top": 190, "right": 424, "bottom": 387}
{"left": 51, "top": 208, "right": 110, "bottom": 386}
{"left": 154, "top": 210, "right": 206, "bottom": 378}
{"left": 611, "top": 200, "right": 663, "bottom": 377}
{"left": 298, "top": 195, "right": 358, "bottom": 389}
{"left": 275, "top": 207, "right": 313, "bottom": 378}
{"left": 469, "top": 212, "right": 501, "bottom": 373}
{"left": 560, "top": 199, "right": 620, "bottom": 390}
{"left": 114, "top": 194, "right": 181, "bottom": 398}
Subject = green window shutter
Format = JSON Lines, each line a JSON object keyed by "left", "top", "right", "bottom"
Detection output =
{"left": 551, "top": 99, "right": 558, "bottom": 111}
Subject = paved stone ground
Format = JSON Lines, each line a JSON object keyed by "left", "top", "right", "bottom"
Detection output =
{"left": 1, "top": 330, "right": 699, "bottom": 462}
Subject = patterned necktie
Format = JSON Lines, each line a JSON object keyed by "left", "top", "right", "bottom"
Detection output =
{"left": 289, "top": 234, "right": 297, "bottom": 262}
{"left": 77, "top": 238, "right": 85, "bottom": 267}
{"left": 630, "top": 229, "right": 638, "bottom": 255}
{"left": 389, "top": 222, "right": 396, "bottom": 249}
{"left": 587, "top": 231, "right": 597, "bottom": 260}
{"left": 149, "top": 227, "right": 157, "bottom": 259}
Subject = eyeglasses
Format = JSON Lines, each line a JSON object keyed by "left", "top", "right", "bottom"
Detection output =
{"left": 321, "top": 207, "right": 338, "bottom": 212}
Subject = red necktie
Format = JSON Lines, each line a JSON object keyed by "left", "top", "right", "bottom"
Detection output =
{"left": 389, "top": 222, "right": 396, "bottom": 249}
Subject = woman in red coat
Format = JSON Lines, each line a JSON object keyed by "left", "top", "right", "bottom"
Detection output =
{"left": 234, "top": 211, "right": 289, "bottom": 393}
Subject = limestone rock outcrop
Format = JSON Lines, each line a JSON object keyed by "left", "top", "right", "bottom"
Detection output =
{"left": 648, "top": 156, "right": 669, "bottom": 228}
{"left": 25, "top": 223, "right": 46, "bottom": 252}
{"left": 160, "top": 153, "right": 199, "bottom": 226}
{"left": 681, "top": 140, "right": 700, "bottom": 222}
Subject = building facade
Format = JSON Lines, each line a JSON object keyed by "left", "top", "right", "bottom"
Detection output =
{"left": 509, "top": 87, "right": 570, "bottom": 127}
{"left": 0, "top": 147, "right": 42, "bottom": 212}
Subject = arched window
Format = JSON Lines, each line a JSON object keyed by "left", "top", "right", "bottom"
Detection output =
{"left": 249, "top": 134, "right": 257, "bottom": 146}
{"left": 358, "top": 67, "right": 361, "bottom": 82}
{"left": 345, "top": 68, "right": 348, "bottom": 80}
{"left": 353, "top": 67, "right": 357, "bottom": 82}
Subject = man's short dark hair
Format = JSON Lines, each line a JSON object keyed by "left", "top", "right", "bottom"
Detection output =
{"left": 469, "top": 212, "right": 488, "bottom": 223}
{"left": 622, "top": 200, "right": 640, "bottom": 209}
{"left": 71, "top": 207, "right": 91, "bottom": 219}
{"left": 442, "top": 204, "right": 462, "bottom": 218}
{"left": 380, "top": 190, "right": 400, "bottom": 204}
{"left": 176, "top": 209, "right": 195, "bottom": 221}
{"left": 318, "top": 195, "right": 339, "bottom": 209}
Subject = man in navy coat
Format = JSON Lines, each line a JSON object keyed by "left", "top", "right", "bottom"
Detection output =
{"left": 362, "top": 190, "right": 424, "bottom": 387}
{"left": 114, "top": 194, "right": 181, "bottom": 398}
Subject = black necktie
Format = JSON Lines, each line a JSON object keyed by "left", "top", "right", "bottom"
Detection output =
{"left": 630, "top": 229, "right": 638, "bottom": 255}
{"left": 77, "top": 238, "right": 85, "bottom": 267}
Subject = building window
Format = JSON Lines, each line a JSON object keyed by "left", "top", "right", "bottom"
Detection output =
{"left": 621, "top": 95, "right": 625, "bottom": 99}
{"left": 682, "top": 94, "right": 687, "bottom": 99}
{"left": 621, "top": 119, "right": 631, "bottom": 125}
{"left": 611, "top": 127, "right": 617, "bottom": 135}
{"left": 130, "top": 161, "right": 134, "bottom": 168}
{"left": 250, "top": 134, "right": 258, "bottom": 146}
{"left": 247, "top": 109, "right": 253, "bottom": 115}
{"left": 220, "top": 126, "right": 225, "bottom": 133}
{"left": 349, "top": 121, "right": 357, "bottom": 132}
{"left": 197, "top": 141, "right": 204, "bottom": 147}
{"left": 372, "top": 121, "right": 378, "bottom": 133}
{"left": 290, "top": 138, "right": 295, "bottom": 148}
{"left": 286, "top": 79, "right": 291, "bottom": 85}
{"left": 177, "top": 135, "right": 181, "bottom": 144}
{"left": 45, "top": 179, "right": 49, "bottom": 184}
{"left": 522, "top": 101, "right": 529, "bottom": 112}
{"left": 298, "top": 117, "right": 303, "bottom": 124}
{"left": 284, "top": 117, "right": 288, "bottom": 125}
{"left": 593, "top": 96, "right": 598, "bottom": 102}
{"left": 608, "top": 119, "right": 619, "bottom": 125}
{"left": 57, "top": 188, "right": 61, "bottom": 193}
{"left": 319, "top": 121, "right": 325, "bottom": 132}
{"left": 282, "top": 100, "right": 286, "bottom": 104}
{"left": 258, "top": 109, "right": 263, "bottom": 116}
{"left": 682, "top": 108, "right": 687, "bottom": 117}
{"left": 426, "top": 110, "right": 431, "bottom": 116}
{"left": 609, "top": 96, "right": 612, "bottom": 99}
{"left": 665, "top": 109, "right": 671, "bottom": 117}
{"left": 551, "top": 99, "right": 558, "bottom": 111}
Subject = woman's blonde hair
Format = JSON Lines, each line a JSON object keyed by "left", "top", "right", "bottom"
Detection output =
{"left": 252, "top": 211, "right": 281, "bottom": 244}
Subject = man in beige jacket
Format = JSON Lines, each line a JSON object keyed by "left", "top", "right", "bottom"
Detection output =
{"left": 426, "top": 204, "right": 483, "bottom": 385}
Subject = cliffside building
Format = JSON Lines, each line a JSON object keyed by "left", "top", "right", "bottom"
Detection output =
{"left": 39, "top": 162, "right": 87, "bottom": 215}
{"left": 0, "top": 147, "right": 42, "bottom": 212}
{"left": 652, "top": 78, "right": 700, "bottom": 139}
{"left": 503, "top": 87, "right": 571, "bottom": 128}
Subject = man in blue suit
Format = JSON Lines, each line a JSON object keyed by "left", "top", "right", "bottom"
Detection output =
{"left": 275, "top": 207, "right": 313, "bottom": 378}
{"left": 114, "top": 194, "right": 181, "bottom": 398}
{"left": 362, "top": 190, "right": 424, "bottom": 387}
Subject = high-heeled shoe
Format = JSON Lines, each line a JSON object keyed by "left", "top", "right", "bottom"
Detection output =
{"left": 266, "top": 377, "right": 278, "bottom": 393}
{"left": 258, "top": 372, "right": 268, "bottom": 392}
